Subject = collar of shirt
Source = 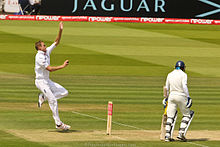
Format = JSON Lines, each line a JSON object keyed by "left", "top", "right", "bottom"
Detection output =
{"left": 38, "top": 50, "right": 46, "bottom": 55}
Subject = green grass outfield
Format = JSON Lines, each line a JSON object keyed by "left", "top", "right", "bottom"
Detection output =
{"left": 0, "top": 20, "right": 220, "bottom": 147}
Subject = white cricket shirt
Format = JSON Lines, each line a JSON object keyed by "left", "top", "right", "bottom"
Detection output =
{"left": 165, "top": 69, "right": 190, "bottom": 97}
{"left": 35, "top": 43, "right": 56, "bottom": 79}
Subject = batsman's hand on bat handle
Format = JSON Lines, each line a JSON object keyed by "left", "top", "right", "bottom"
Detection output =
{"left": 63, "top": 60, "right": 69, "bottom": 68}
{"left": 162, "top": 98, "right": 168, "bottom": 109}
{"left": 186, "top": 97, "right": 192, "bottom": 108}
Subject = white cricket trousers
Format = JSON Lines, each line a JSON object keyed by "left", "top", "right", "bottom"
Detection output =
{"left": 35, "top": 79, "right": 68, "bottom": 126}
{"left": 167, "top": 94, "right": 190, "bottom": 117}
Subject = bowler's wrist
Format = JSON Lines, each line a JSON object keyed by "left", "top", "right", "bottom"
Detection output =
{"left": 61, "top": 64, "right": 65, "bottom": 68}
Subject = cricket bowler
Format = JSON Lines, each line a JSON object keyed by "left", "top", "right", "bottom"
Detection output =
{"left": 163, "top": 61, "right": 194, "bottom": 142}
{"left": 34, "top": 22, "right": 71, "bottom": 130}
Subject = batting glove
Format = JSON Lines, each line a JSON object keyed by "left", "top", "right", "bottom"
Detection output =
{"left": 162, "top": 98, "right": 168, "bottom": 108}
{"left": 186, "top": 97, "right": 192, "bottom": 108}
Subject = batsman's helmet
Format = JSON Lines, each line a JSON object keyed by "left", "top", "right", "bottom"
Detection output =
{"left": 175, "top": 61, "right": 185, "bottom": 71}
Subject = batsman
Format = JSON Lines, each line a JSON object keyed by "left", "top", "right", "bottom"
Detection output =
{"left": 163, "top": 61, "right": 194, "bottom": 142}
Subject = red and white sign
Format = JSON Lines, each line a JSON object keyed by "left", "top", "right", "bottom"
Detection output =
{"left": 0, "top": 15, "right": 220, "bottom": 25}
{"left": 113, "top": 17, "right": 140, "bottom": 23}
{"left": 0, "top": 15, "right": 8, "bottom": 20}
{"left": 88, "top": 17, "right": 113, "bottom": 22}
{"left": 190, "top": 19, "right": 214, "bottom": 25}
{"left": 36, "top": 15, "right": 61, "bottom": 21}
{"left": 140, "top": 18, "right": 164, "bottom": 23}
{"left": 165, "top": 18, "right": 190, "bottom": 24}
{"left": 60, "top": 16, "right": 88, "bottom": 21}
{"left": 213, "top": 20, "right": 220, "bottom": 25}
{"left": 7, "top": 15, "right": 35, "bottom": 20}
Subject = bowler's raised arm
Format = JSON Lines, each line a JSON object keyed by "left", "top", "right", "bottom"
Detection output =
{"left": 55, "top": 22, "right": 63, "bottom": 46}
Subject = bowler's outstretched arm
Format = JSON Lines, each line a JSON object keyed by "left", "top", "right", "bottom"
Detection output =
{"left": 55, "top": 22, "right": 63, "bottom": 46}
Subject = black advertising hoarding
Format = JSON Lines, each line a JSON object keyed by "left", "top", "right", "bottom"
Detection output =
{"left": 40, "top": 0, "right": 220, "bottom": 20}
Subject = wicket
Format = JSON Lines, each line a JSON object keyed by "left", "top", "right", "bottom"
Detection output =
{"left": 106, "top": 101, "right": 113, "bottom": 135}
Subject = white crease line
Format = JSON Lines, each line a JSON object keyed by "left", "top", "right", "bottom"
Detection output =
{"left": 112, "top": 120, "right": 146, "bottom": 131}
{"left": 72, "top": 111, "right": 209, "bottom": 147}
{"left": 72, "top": 111, "right": 146, "bottom": 131}
{"left": 187, "top": 142, "right": 209, "bottom": 147}
{"left": 71, "top": 111, "right": 135, "bottom": 141}
{"left": 112, "top": 135, "right": 127, "bottom": 141}
{"left": 72, "top": 111, "right": 107, "bottom": 121}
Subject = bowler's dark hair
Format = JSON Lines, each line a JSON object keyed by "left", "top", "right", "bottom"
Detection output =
{"left": 35, "top": 40, "right": 43, "bottom": 50}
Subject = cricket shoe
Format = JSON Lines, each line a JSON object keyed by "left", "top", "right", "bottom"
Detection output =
{"left": 56, "top": 123, "right": 71, "bottom": 130}
{"left": 165, "top": 136, "right": 174, "bottom": 142}
{"left": 177, "top": 133, "right": 187, "bottom": 142}
{"left": 38, "top": 93, "right": 45, "bottom": 108}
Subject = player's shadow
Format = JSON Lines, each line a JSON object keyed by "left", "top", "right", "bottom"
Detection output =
{"left": 172, "top": 138, "right": 209, "bottom": 142}
{"left": 48, "top": 130, "right": 81, "bottom": 133}
{"left": 187, "top": 138, "right": 209, "bottom": 142}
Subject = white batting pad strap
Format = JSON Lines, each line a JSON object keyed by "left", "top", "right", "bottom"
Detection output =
{"left": 179, "top": 110, "right": 194, "bottom": 136}
{"left": 165, "top": 118, "right": 173, "bottom": 137}
{"left": 165, "top": 111, "right": 178, "bottom": 138}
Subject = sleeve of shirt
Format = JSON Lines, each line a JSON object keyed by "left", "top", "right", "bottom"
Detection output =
{"left": 37, "top": 55, "right": 49, "bottom": 69}
{"left": 165, "top": 75, "right": 170, "bottom": 96}
{"left": 182, "top": 74, "right": 190, "bottom": 97}
{"left": 47, "top": 42, "right": 56, "bottom": 55}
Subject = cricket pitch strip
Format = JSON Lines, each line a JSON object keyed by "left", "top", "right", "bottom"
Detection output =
{"left": 5, "top": 130, "right": 220, "bottom": 142}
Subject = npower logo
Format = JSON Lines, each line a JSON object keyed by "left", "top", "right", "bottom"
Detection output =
{"left": 36, "top": 16, "right": 61, "bottom": 21}
{"left": 0, "top": 15, "right": 7, "bottom": 20}
{"left": 196, "top": 0, "right": 220, "bottom": 17}
{"left": 140, "top": 17, "right": 164, "bottom": 23}
{"left": 88, "top": 17, "right": 113, "bottom": 22}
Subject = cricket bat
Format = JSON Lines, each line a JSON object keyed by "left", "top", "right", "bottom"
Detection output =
{"left": 160, "top": 86, "right": 168, "bottom": 140}
{"left": 160, "top": 104, "right": 167, "bottom": 140}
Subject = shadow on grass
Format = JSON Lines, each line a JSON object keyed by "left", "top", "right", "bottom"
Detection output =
{"left": 170, "top": 138, "right": 209, "bottom": 142}
{"left": 48, "top": 130, "right": 81, "bottom": 133}
{"left": 187, "top": 138, "right": 209, "bottom": 142}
